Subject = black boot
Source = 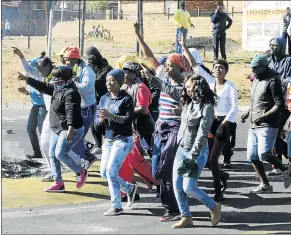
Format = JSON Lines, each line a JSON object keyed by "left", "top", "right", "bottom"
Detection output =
{"left": 122, "top": 193, "right": 140, "bottom": 202}
{"left": 213, "top": 183, "right": 224, "bottom": 202}
{"left": 156, "top": 185, "right": 160, "bottom": 198}
{"left": 220, "top": 171, "right": 230, "bottom": 192}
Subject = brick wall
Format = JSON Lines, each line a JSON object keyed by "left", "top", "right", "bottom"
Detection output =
{"left": 186, "top": 0, "right": 218, "bottom": 11}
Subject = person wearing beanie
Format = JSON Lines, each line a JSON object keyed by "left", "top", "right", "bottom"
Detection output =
{"left": 63, "top": 47, "right": 97, "bottom": 169}
{"left": 118, "top": 61, "right": 159, "bottom": 202}
{"left": 84, "top": 46, "right": 113, "bottom": 156}
{"left": 13, "top": 48, "right": 54, "bottom": 182}
{"left": 18, "top": 66, "right": 89, "bottom": 192}
{"left": 267, "top": 36, "right": 291, "bottom": 176}
{"left": 96, "top": 69, "right": 138, "bottom": 216}
{"left": 241, "top": 55, "right": 291, "bottom": 193}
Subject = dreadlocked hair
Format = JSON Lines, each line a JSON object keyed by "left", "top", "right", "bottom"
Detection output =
{"left": 180, "top": 72, "right": 217, "bottom": 106}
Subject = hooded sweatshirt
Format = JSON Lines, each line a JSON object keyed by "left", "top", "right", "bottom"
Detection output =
{"left": 95, "top": 90, "right": 134, "bottom": 140}
{"left": 268, "top": 36, "right": 291, "bottom": 99}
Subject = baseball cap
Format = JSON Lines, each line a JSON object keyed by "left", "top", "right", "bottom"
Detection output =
{"left": 250, "top": 55, "right": 269, "bottom": 68}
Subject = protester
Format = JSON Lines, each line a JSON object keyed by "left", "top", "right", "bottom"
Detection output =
{"left": 63, "top": 47, "right": 97, "bottom": 168}
{"left": 173, "top": 1, "right": 194, "bottom": 54}
{"left": 268, "top": 36, "right": 291, "bottom": 176}
{"left": 18, "top": 56, "right": 47, "bottom": 160}
{"left": 13, "top": 47, "right": 54, "bottom": 181}
{"left": 282, "top": 7, "right": 291, "bottom": 55}
{"left": 134, "top": 22, "right": 191, "bottom": 221}
{"left": 286, "top": 83, "right": 291, "bottom": 165}
{"left": 85, "top": 46, "right": 112, "bottom": 155}
{"left": 181, "top": 36, "right": 238, "bottom": 200}
{"left": 210, "top": 3, "right": 233, "bottom": 60}
{"left": 241, "top": 55, "right": 291, "bottom": 192}
{"left": 163, "top": 73, "right": 221, "bottom": 228}
{"left": 119, "top": 61, "right": 159, "bottom": 201}
{"left": 96, "top": 69, "right": 137, "bottom": 216}
{"left": 18, "top": 66, "right": 89, "bottom": 192}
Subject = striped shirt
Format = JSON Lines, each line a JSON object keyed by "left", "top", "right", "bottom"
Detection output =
{"left": 154, "top": 65, "right": 182, "bottom": 122}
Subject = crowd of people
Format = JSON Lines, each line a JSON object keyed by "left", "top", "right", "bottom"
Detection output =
{"left": 12, "top": 13, "right": 291, "bottom": 229}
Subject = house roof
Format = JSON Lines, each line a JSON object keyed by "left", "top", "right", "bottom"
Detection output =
{"left": 2, "top": 0, "right": 21, "bottom": 8}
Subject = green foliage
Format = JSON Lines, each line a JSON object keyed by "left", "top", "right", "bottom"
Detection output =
{"left": 87, "top": 0, "right": 109, "bottom": 12}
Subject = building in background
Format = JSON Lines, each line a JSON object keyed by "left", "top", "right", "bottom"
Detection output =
{"left": 243, "top": 1, "right": 291, "bottom": 51}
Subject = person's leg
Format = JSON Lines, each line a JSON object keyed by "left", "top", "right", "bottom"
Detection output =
{"left": 176, "top": 28, "right": 181, "bottom": 53}
{"left": 126, "top": 136, "right": 159, "bottom": 188}
{"left": 100, "top": 139, "right": 112, "bottom": 179}
{"left": 213, "top": 33, "right": 219, "bottom": 60}
{"left": 45, "top": 132, "right": 64, "bottom": 192}
{"left": 27, "top": 105, "right": 42, "bottom": 157}
{"left": 220, "top": 33, "right": 227, "bottom": 60}
{"left": 287, "top": 131, "right": 291, "bottom": 163}
{"left": 106, "top": 137, "right": 135, "bottom": 211}
{"left": 37, "top": 105, "right": 47, "bottom": 135}
{"left": 119, "top": 157, "right": 135, "bottom": 198}
{"left": 72, "top": 105, "right": 97, "bottom": 163}
{"left": 91, "top": 122, "right": 104, "bottom": 149}
{"left": 152, "top": 134, "right": 161, "bottom": 178}
{"left": 40, "top": 115, "right": 53, "bottom": 170}
{"left": 182, "top": 147, "right": 221, "bottom": 226}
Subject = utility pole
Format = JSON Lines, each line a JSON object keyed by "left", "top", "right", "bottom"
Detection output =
{"left": 61, "top": 0, "right": 64, "bottom": 22}
{"left": 44, "top": 1, "right": 49, "bottom": 45}
{"left": 136, "top": 0, "right": 143, "bottom": 56}
{"left": 78, "top": 0, "right": 81, "bottom": 48}
{"left": 47, "top": 0, "right": 54, "bottom": 58}
{"left": 80, "top": 0, "right": 86, "bottom": 56}
{"left": 27, "top": 0, "right": 31, "bottom": 49}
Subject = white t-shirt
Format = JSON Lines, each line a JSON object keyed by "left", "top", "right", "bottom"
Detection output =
{"left": 194, "top": 65, "right": 238, "bottom": 123}
{"left": 5, "top": 22, "right": 10, "bottom": 30}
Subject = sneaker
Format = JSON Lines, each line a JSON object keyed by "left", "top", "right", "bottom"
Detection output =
{"left": 85, "top": 156, "right": 97, "bottom": 170}
{"left": 282, "top": 166, "right": 291, "bottom": 189}
{"left": 210, "top": 203, "right": 221, "bottom": 226}
{"left": 160, "top": 211, "right": 180, "bottom": 222}
{"left": 76, "top": 168, "right": 88, "bottom": 189}
{"left": 103, "top": 207, "right": 124, "bottom": 216}
{"left": 45, "top": 181, "right": 65, "bottom": 193}
{"left": 172, "top": 216, "right": 193, "bottom": 228}
{"left": 127, "top": 184, "right": 138, "bottom": 207}
{"left": 250, "top": 184, "right": 273, "bottom": 194}
{"left": 91, "top": 146, "right": 102, "bottom": 155}
{"left": 122, "top": 193, "right": 140, "bottom": 202}
{"left": 268, "top": 168, "right": 282, "bottom": 176}
{"left": 41, "top": 175, "right": 54, "bottom": 182}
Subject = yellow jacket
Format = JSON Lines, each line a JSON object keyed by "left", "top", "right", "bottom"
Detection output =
{"left": 173, "top": 9, "right": 193, "bottom": 29}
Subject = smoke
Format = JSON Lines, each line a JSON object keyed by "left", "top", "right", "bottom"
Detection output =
{"left": 2, "top": 140, "right": 26, "bottom": 162}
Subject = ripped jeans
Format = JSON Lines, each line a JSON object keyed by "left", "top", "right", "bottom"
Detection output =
{"left": 100, "top": 136, "right": 135, "bottom": 209}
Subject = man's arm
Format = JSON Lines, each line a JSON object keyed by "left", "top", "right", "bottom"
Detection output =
{"left": 134, "top": 23, "right": 160, "bottom": 71}
{"left": 226, "top": 14, "right": 233, "bottom": 29}
{"left": 210, "top": 11, "right": 220, "bottom": 24}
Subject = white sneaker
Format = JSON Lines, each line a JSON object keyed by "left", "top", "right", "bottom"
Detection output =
{"left": 91, "top": 146, "right": 102, "bottom": 155}
{"left": 250, "top": 184, "right": 273, "bottom": 194}
{"left": 41, "top": 175, "right": 54, "bottom": 182}
{"left": 282, "top": 165, "right": 291, "bottom": 189}
{"left": 267, "top": 168, "right": 282, "bottom": 176}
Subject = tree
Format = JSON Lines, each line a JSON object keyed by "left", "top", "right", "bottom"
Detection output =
{"left": 87, "top": 0, "right": 109, "bottom": 12}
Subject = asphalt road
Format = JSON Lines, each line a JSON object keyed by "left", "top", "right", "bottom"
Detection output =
{"left": 2, "top": 108, "right": 291, "bottom": 234}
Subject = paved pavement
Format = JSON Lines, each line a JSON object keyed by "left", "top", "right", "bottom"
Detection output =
{"left": 2, "top": 108, "right": 291, "bottom": 234}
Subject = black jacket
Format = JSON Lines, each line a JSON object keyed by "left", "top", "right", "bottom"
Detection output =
{"left": 210, "top": 10, "right": 232, "bottom": 34}
{"left": 250, "top": 69, "right": 284, "bottom": 129}
{"left": 27, "top": 78, "right": 83, "bottom": 134}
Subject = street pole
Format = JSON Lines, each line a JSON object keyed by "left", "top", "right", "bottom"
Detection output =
{"left": 80, "top": 0, "right": 86, "bottom": 56}
{"left": 44, "top": 1, "right": 49, "bottom": 45}
{"left": 139, "top": 0, "right": 143, "bottom": 57}
{"left": 47, "top": 0, "right": 54, "bottom": 58}
{"left": 27, "top": 0, "right": 31, "bottom": 49}
{"left": 136, "top": 0, "right": 140, "bottom": 55}
{"left": 78, "top": 0, "right": 81, "bottom": 49}
{"left": 61, "top": 0, "right": 64, "bottom": 22}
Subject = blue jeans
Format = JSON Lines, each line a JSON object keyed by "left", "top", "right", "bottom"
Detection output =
{"left": 287, "top": 131, "right": 291, "bottom": 160}
{"left": 100, "top": 136, "right": 134, "bottom": 209}
{"left": 247, "top": 127, "right": 278, "bottom": 161}
{"left": 152, "top": 134, "right": 161, "bottom": 177}
{"left": 176, "top": 28, "right": 188, "bottom": 54}
{"left": 49, "top": 127, "right": 84, "bottom": 182}
{"left": 173, "top": 146, "right": 215, "bottom": 217}
{"left": 27, "top": 105, "right": 47, "bottom": 154}
{"left": 72, "top": 104, "right": 97, "bottom": 162}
